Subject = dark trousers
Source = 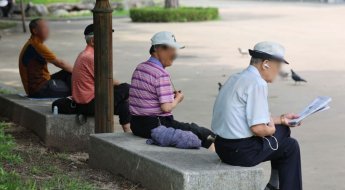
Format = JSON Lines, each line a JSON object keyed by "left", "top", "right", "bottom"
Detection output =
{"left": 215, "top": 125, "right": 302, "bottom": 190}
{"left": 77, "top": 83, "right": 131, "bottom": 125}
{"left": 131, "top": 115, "right": 215, "bottom": 148}
{"left": 30, "top": 70, "right": 72, "bottom": 98}
{"left": 1, "top": 2, "right": 13, "bottom": 17}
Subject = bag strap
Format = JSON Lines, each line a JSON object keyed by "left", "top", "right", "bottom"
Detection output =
{"left": 76, "top": 114, "right": 87, "bottom": 125}
{"left": 71, "top": 97, "right": 87, "bottom": 125}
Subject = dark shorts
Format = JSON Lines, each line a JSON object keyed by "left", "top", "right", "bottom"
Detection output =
{"left": 29, "top": 70, "right": 71, "bottom": 98}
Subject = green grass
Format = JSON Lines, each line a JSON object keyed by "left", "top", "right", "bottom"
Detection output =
{"left": 0, "top": 122, "right": 22, "bottom": 164}
{"left": 24, "top": 0, "right": 81, "bottom": 4}
{"left": 40, "top": 175, "right": 95, "bottom": 190}
{"left": 24, "top": 0, "right": 123, "bottom": 5}
{"left": 0, "top": 21, "right": 17, "bottom": 30}
{"left": 0, "top": 122, "right": 95, "bottom": 190}
{"left": 42, "top": 9, "right": 128, "bottom": 20}
{"left": 0, "top": 168, "right": 37, "bottom": 190}
{"left": 130, "top": 7, "right": 219, "bottom": 22}
{"left": 0, "top": 122, "right": 27, "bottom": 190}
{"left": 0, "top": 88, "right": 13, "bottom": 94}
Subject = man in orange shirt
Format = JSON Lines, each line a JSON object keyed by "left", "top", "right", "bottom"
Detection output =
{"left": 19, "top": 18, "right": 73, "bottom": 98}
{"left": 72, "top": 24, "right": 131, "bottom": 132}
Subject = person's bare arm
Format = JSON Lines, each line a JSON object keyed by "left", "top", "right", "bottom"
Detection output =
{"left": 160, "top": 91, "right": 184, "bottom": 113}
{"left": 50, "top": 59, "right": 73, "bottom": 73}
{"left": 272, "top": 116, "right": 282, "bottom": 125}
{"left": 251, "top": 118, "right": 276, "bottom": 137}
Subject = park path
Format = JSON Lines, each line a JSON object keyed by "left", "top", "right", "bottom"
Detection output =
{"left": 1, "top": 1, "right": 345, "bottom": 189}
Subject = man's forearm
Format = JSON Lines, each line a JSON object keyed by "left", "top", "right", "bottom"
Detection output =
{"left": 51, "top": 59, "right": 73, "bottom": 73}
{"left": 273, "top": 116, "right": 283, "bottom": 125}
{"left": 251, "top": 124, "right": 275, "bottom": 137}
{"left": 60, "top": 60, "right": 73, "bottom": 73}
{"left": 160, "top": 99, "right": 179, "bottom": 113}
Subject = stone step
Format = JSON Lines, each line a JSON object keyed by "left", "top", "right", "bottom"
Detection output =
{"left": 0, "top": 94, "right": 117, "bottom": 152}
{"left": 89, "top": 133, "right": 264, "bottom": 190}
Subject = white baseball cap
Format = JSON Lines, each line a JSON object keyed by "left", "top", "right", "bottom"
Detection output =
{"left": 151, "top": 31, "right": 185, "bottom": 49}
{"left": 249, "top": 41, "right": 289, "bottom": 64}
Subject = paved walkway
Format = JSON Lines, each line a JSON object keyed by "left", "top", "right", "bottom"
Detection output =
{"left": 1, "top": 1, "right": 345, "bottom": 189}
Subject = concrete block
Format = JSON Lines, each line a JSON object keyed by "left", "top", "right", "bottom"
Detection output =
{"left": 0, "top": 94, "right": 96, "bottom": 151}
{"left": 89, "top": 133, "right": 264, "bottom": 190}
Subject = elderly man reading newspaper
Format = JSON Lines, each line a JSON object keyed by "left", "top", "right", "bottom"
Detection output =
{"left": 212, "top": 42, "right": 304, "bottom": 190}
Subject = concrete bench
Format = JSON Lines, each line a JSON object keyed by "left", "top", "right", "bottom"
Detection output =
{"left": 0, "top": 94, "right": 98, "bottom": 151}
{"left": 89, "top": 133, "right": 264, "bottom": 190}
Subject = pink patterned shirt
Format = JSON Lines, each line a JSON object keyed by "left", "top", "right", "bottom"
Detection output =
{"left": 129, "top": 57, "right": 174, "bottom": 116}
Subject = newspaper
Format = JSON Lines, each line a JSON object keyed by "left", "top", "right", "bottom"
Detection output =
{"left": 289, "top": 96, "right": 332, "bottom": 126}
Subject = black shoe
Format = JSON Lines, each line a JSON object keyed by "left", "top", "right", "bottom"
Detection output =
{"left": 266, "top": 183, "right": 279, "bottom": 190}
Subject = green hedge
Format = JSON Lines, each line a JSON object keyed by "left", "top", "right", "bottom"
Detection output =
{"left": 129, "top": 7, "right": 219, "bottom": 22}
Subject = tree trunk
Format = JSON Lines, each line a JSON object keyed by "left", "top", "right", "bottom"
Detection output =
{"left": 165, "top": 0, "right": 179, "bottom": 8}
{"left": 93, "top": 0, "right": 114, "bottom": 133}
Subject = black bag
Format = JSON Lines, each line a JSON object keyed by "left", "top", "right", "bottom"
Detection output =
{"left": 52, "top": 97, "right": 77, "bottom": 114}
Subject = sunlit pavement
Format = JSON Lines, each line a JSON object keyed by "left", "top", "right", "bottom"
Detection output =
{"left": 1, "top": 0, "right": 345, "bottom": 189}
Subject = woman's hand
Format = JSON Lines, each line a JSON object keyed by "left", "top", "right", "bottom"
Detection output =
{"left": 282, "top": 113, "right": 301, "bottom": 127}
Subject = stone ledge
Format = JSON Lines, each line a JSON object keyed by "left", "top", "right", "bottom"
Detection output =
{"left": 0, "top": 94, "right": 95, "bottom": 151}
{"left": 89, "top": 133, "right": 264, "bottom": 190}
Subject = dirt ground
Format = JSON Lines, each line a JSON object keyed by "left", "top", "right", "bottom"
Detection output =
{"left": 2, "top": 0, "right": 345, "bottom": 189}
{"left": 2, "top": 119, "right": 145, "bottom": 190}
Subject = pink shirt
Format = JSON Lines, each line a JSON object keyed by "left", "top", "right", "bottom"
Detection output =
{"left": 72, "top": 45, "right": 94, "bottom": 104}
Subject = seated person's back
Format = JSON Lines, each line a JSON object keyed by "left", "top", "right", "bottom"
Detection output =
{"left": 19, "top": 18, "right": 73, "bottom": 98}
{"left": 71, "top": 24, "right": 131, "bottom": 132}
{"left": 19, "top": 36, "right": 54, "bottom": 96}
{"left": 129, "top": 57, "right": 173, "bottom": 117}
{"left": 72, "top": 43, "right": 94, "bottom": 105}
{"left": 129, "top": 31, "right": 215, "bottom": 149}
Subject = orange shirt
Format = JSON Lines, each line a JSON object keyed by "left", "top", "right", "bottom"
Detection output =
{"left": 18, "top": 37, "right": 57, "bottom": 95}
{"left": 72, "top": 45, "right": 95, "bottom": 104}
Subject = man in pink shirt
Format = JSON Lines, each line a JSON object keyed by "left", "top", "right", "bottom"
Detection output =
{"left": 72, "top": 24, "right": 131, "bottom": 132}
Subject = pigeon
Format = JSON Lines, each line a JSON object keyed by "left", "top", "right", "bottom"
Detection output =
{"left": 279, "top": 71, "right": 289, "bottom": 79}
{"left": 218, "top": 82, "right": 223, "bottom": 91}
{"left": 291, "top": 69, "right": 307, "bottom": 84}
{"left": 238, "top": 48, "right": 248, "bottom": 56}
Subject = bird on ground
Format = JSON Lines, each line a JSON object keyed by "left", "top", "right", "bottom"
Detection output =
{"left": 238, "top": 48, "right": 249, "bottom": 56}
{"left": 291, "top": 69, "right": 307, "bottom": 84}
{"left": 218, "top": 82, "right": 223, "bottom": 91}
{"left": 279, "top": 71, "right": 289, "bottom": 80}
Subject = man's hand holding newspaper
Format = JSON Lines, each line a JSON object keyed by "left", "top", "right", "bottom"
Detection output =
{"left": 288, "top": 96, "right": 332, "bottom": 126}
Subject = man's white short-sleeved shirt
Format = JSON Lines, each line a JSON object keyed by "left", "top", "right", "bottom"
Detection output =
{"left": 211, "top": 65, "right": 270, "bottom": 139}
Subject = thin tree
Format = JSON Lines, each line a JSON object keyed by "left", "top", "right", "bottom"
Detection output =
{"left": 20, "top": 0, "right": 26, "bottom": 33}
{"left": 165, "top": 0, "right": 179, "bottom": 8}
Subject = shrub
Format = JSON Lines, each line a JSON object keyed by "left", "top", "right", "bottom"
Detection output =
{"left": 129, "top": 7, "right": 219, "bottom": 22}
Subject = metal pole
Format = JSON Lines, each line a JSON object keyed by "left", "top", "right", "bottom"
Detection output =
{"left": 93, "top": 0, "right": 114, "bottom": 133}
